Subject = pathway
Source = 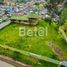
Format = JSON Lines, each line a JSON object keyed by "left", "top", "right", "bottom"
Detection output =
{"left": 0, "top": 20, "right": 11, "bottom": 29}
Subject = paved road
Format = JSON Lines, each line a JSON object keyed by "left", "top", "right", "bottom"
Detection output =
{"left": 0, "top": 60, "right": 15, "bottom": 67}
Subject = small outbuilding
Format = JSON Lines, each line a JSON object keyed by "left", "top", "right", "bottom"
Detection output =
{"left": 11, "top": 14, "right": 38, "bottom": 25}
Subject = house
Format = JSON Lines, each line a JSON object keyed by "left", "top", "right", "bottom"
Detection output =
{"left": 4, "top": 0, "right": 16, "bottom": 5}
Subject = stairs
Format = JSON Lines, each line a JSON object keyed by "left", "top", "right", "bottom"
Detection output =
{"left": 0, "top": 20, "right": 11, "bottom": 29}
{"left": 0, "top": 10, "right": 11, "bottom": 29}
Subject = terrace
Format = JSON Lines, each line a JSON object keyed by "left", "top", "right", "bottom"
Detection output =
{"left": 11, "top": 14, "right": 38, "bottom": 25}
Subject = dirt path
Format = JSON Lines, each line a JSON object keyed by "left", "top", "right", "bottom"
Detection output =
{"left": 47, "top": 42, "right": 64, "bottom": 61}
{"left": 0, "top": 55, "right": 32, "bottom": 67}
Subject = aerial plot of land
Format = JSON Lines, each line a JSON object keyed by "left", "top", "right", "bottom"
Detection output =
{"left": 0, "top": 0, "right": 67, "bottom": 67}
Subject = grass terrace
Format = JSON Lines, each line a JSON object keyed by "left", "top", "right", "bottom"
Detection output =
{"left": 11, "top": 14, "right": 39, "bottom": 20}
{"left": 11, "top": 15, "right": 29, "bottom": 21}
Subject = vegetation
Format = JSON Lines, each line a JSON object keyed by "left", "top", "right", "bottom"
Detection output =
{"left": 0, "top": 0, "right": 4, "bottom": 3}
{"left": 0, "top": 0, "right": 67, "bottom": 67}
{"left": 45, "top": 0, "right": 67, "bottom": 25}
{"left": 0, "top": 19, "right": 67, "bottom": 67}
{"left": 11, "top": 15, "right": 29, "bottom": 20}
{"left": 60, "top": 8, "right": 67, "bottom": 23}
{"left": 11, "top": 14, "right": 39, "bottom": 20}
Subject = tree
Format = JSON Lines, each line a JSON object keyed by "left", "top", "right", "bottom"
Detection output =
{"left": 64, "top": 0, "right": 67, "bottom": 8}
{"left": 60, "top": 8, "right": 67, "bottom": 23}
{"left": 46, "top": 0, "right": 66, "bottom": 25}
{"left": 0, "top": 0, "right": 4, "bottom": 4}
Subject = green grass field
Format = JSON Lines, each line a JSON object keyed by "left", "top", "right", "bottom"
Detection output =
{"left": 0, "top": 19, "right": 67, "bottom": 67}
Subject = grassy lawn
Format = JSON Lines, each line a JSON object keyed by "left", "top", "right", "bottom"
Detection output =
{"left": 0, "top": 19, "right": 67, "bottom": 67}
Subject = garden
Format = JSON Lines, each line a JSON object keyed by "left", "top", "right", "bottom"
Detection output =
{"left": 0, "top": 0, "right": 67, "bottom": 67}
{"left": 0, "top": 18, "right": 67, "bottom": 67}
